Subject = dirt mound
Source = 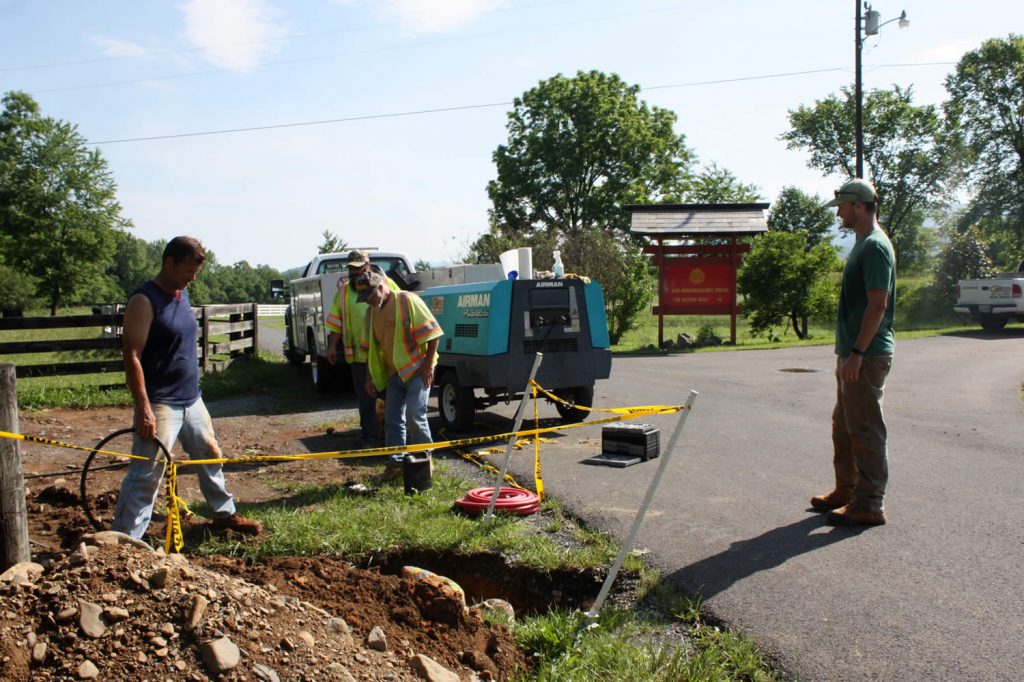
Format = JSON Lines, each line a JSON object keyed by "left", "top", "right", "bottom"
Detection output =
{"left": 1, "top": 535, "right": 529, "bottom": 681}
{"left": 8, "top": 406, "right": 534, "bottom": 680}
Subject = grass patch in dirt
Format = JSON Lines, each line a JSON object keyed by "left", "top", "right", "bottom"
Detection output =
{"left": 185, "top": 462, "right": 777, "bottom": 681}
{"left": 190, "top": 462, "right": 621, "bottom": 574}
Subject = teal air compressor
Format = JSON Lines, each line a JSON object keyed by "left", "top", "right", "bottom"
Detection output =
{"left": 421, "top": 277, "right": 612, "bottom": 430}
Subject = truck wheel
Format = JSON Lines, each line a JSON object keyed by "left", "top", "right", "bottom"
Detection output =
{"left": 439, "top": 371, "right": 474, "bottom": 431}
{"left": 308, "top": 332, "right": 335, "bottom": 392}
{"left": 978, "top": 314, "right": 1007, "bottom": 331}
{"left": 554, "top": 385, "right": 594, "bottom": 423}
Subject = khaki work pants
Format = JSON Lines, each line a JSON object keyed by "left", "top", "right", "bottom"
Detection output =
{"left": 831, "top": 354, "right": 892, "bottom": 513}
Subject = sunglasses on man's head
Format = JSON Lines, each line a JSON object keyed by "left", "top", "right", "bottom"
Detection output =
{"left": 834, "top": 190, "right": 876, "bottom": 201}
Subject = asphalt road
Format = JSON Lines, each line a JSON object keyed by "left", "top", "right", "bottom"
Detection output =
{"left": 260, "top": 318, "right": 1023, "bottom": 679}
{"left": 258, "top": 323, "right": 285, "bottom": 356}
{"left": 482, "top": 332, "right": 1024, "bottom": 681}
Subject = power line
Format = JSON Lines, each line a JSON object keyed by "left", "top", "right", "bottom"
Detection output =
{"left": 88, "top": 102, "right": 514, "bottom": 144}
{"left": 31, "top": 2, "right": 694, "bottom": 95}
{"left": 88, "top": 62, "right": 953, "bottom": 146}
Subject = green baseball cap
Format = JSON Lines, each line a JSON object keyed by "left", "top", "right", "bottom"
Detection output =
{"left": 823, "top": 178, "right": 878, "bottom": 207}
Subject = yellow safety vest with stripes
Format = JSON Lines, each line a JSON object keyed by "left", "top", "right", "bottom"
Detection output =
{"left": 363, "top": 291, "right": 444, "bottom": 390}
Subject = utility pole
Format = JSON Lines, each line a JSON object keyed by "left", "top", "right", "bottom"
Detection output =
{"left": 855, "top": 0, "right": 865, "bottom": 179}
{"left": 854, "top": 2, "right": 909, "bottom": 180}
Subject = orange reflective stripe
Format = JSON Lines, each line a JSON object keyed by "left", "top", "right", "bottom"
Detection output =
{"left": 398, "top": 294, "right": 418, "bottom": 361}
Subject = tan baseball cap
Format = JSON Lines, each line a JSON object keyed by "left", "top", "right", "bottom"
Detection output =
{"left": 346, "top": 249, "right": 370, "bottom": 267}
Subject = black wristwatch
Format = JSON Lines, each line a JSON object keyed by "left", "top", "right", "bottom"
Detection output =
{"left": 851, "top": 347, "right": 864, "bottom": 356}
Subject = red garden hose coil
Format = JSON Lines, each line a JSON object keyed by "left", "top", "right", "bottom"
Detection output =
{"left": 454, "top": 487, "right": 540, "bottom": 515}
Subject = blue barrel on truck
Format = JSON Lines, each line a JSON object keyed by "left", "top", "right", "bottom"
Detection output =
{"left": 422, "top": 277, "right": 612, "bottom": 430}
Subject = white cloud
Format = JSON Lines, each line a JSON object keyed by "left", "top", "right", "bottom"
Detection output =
{"left": 180, "top": 0, "right": 288, "bottom": 72}
{"left": 375, "top": 0, "right": 506, "bottom": 34}
{"left": 90, "top": 36, "right": 155, "bottom": 59}
{"left": 910, "top": 39, "right": 976, "bottom": 64}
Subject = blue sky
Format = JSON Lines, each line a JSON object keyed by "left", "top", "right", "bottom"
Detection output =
{"left": 1, "top": 0, "right": 1020, "bottom": 270}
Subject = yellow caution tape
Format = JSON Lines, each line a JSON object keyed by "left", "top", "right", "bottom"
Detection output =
{"left": 0, "top": 430, "right": 150, "bottom": 462}
{"left": 1, "top": 383, "right": 689, "bottom": 554}
{"left": 533, "top": 383, "right": 544, "bottom": 503}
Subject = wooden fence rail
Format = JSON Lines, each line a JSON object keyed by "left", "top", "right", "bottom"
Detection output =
{"left": 0, "top": 303, "right": 258, "bottom": 379}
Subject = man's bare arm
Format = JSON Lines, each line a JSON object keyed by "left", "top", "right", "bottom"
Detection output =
{"left": 122, "top": 294, "right": 156, "bottom": 439}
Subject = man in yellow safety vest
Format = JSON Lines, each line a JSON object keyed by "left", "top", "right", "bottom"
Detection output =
{"left": 354, "top": 269, "right": 444, "bottom": 469}
{"left": 326, "top": 250, "right": 399, "bottom": 444}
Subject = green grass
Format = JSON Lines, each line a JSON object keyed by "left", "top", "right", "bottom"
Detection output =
{"left": 190, "top": 462, "right": 621, "bottom": 572}
{"left": 257, "top": 314, "right": 285, "bottom": 330}
{"left": 187, "top": 466, "right": 776, "bottom": 681}
{"left": 515, "top": 604, "right": 776, "bottom": 682}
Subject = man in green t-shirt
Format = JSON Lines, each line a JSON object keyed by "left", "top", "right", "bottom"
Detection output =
{"left": 811, "top": 179, "right": 895, "bottom": 526}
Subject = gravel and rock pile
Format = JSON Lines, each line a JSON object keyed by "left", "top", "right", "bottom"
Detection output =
{"left": 1, "top": 531, "right": 526, "bottom": 681}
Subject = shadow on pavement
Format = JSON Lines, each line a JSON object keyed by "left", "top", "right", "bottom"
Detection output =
{"left": 665, "top": 515, "right": 868, "bottom": 600}
{"left": 941, "top": 327, "right": 1024, "bottom": 340}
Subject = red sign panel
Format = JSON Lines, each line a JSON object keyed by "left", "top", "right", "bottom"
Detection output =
{"left": 659, "top": 260, "right": 735, "bottom": 313}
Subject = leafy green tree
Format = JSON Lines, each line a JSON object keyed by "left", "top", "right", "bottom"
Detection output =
{"left": 488, "top": 70, "right": 694, "bottom": 237}
{"left": 738, "top": 231, "right": 841, "bottom": 340}
{"left": 0, "top": 91, "right": 129, "bottom": 314}
{"left": 767, "top": 186, "right": 835, "bottom": 250}
{"left": 105, "top": 232, "right": 162, "bottom": 301}
{"left": 560, "top": 229, "right": 654, "bottom": 345}
{"left": 783, "top": 85, "right": 958, "bottom": 270}
{"left": 0, "top": 263, "right": 37, "bottom": 316}
{"left": 317, "top": 230, "right": 347, "bottom": 254}
{"left": 682, "top": 163, "right": 762, "bottom": 203}
{"left": 413, "top": 259, "right": 432, "bottom": 272}
{"left": 933, "top": 224, "right": 995, "bottom": 298}
{"left": 944, "top": 35, "right": 1024, "bottom": 254}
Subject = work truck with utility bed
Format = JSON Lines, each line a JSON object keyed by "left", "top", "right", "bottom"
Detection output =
{"left": 273, "top": 250, "right": 416, "bottom": 391}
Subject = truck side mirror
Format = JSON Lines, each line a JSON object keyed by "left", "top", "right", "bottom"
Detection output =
{"left": 270, "top": 279, "right": 285, "bottom": 299}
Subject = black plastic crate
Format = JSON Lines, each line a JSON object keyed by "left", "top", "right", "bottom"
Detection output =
{"left": 602, "top": 423, "right": 660, "bottom": 460}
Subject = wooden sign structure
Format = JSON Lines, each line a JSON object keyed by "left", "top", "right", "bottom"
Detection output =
{"left": 626, "top": 203, "right": 769, "bottom": 346}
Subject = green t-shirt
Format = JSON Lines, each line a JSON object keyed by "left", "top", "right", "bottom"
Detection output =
{"left": 835, "top": 227, "right": 896, "bottom": 357}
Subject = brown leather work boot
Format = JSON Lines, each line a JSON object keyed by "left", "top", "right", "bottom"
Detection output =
{"left": 826, "top": 504, "right": 886, "bottom": 527}
{"left": 212, "top": 513, "right": 263, "bottom": 535}
{"left": 810, "top": 487, "right": 854, "bottom": 511}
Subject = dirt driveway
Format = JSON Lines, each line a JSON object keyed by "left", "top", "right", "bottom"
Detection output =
{"left": 9, "top": 400, "right": 532, "bottom": 681}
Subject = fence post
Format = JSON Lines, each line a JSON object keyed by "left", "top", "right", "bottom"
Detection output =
{"left": 201, "top": 307, "right": 210, "bottom": 372}
{"left": 0, "top": 363, "right": 31, "bottom": 569}
{"left": 249, "top": 303, "right": 259, "bottom": 358}
{"left": 229, "top": 309, "right": 242, "bottom": 360}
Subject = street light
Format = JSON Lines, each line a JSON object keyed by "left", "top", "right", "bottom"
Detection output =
{"left": 855, "top": 2, "right": 909, "bottom": 179}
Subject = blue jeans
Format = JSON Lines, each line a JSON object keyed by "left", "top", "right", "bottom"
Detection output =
{"left": 350, "top": 362, "right": 378, "bottom": 440}
{"left": 384, "top": 372, "right": 432, "bottom": 464}
{"left": 112, "top": 397, "right": 236, "bottom": 538}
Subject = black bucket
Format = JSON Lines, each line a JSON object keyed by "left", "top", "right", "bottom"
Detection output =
{"left": 403, "top": 454, "right": 432, "bottom": 495}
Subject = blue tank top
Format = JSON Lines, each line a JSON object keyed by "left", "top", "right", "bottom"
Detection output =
{"left": 132, "top": 280, "right": 200, "bottom": 405}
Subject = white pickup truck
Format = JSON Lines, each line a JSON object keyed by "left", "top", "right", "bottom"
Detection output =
{"left": 953, "top": 258, "right": 1024, "bottom": 330}
{"left": 273, "top": 250, "right": 416, "bottom": 391}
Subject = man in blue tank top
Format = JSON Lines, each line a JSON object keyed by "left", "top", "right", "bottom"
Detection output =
{"left": 111, "top": 236, "right": 262, "bottom": 538}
